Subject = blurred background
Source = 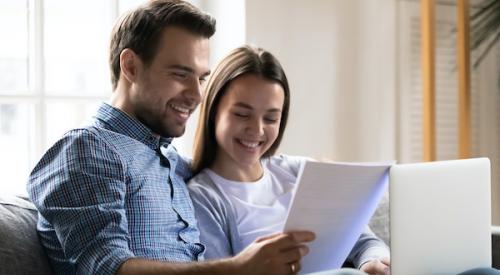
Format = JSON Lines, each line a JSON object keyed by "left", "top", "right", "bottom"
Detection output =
{"left": 0, "top": 0, "right": 498, "bottom": 224}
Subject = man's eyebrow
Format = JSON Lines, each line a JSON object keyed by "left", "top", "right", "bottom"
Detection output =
{"left": 234, "top": 102, "right": 282, "bottom": 112}
{"left": 168, "top": 64, "right": 193, "bottom": 72}
{"left": 168, "top": 64, "right": 210, "bottom": 78}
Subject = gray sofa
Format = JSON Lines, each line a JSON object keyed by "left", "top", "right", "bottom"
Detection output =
{"left": 0, "top": 192, "right": 391, "bottom": 274}
{"left": 0, "top": 192, "right": 498, "bottom": 274}
{"left": 0, "top": 195, "right": 52, "bottom": 275}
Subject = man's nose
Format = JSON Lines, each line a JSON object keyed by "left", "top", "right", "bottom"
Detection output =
{"left": 185, "top": 78, "right": 203, "bottom": 104}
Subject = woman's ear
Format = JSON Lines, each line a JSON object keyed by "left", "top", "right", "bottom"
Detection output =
{"left": 119, "top": 48, "right": 140, "bottom": 84}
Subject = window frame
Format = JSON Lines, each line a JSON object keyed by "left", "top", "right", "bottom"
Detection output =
{"left": 0, "top": 0, "right": 126, "bottom": 194}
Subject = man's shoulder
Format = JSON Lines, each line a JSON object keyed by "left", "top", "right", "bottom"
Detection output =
{"left": 52, "top": 126, "right": 117, "bottom": 150}
{"left": 28, "top": 126, "right": 127, "bottom": 175}
{"left": 59, "top": 124, "right": 140, "bottom": 149}
{"left": 84, "top": 124, "right": 129, "bottom": 141}
{"left": 34, "top": 127, "right": 122, "bottom": 168}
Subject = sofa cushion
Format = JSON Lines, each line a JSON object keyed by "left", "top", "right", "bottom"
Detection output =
{"left": 368, "top": 191, "right": 390, "bottom": 246}
{"left": 0, "top": 194, "right": 52, "bottom": 275}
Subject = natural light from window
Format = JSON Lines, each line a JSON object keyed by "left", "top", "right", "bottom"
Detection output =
{"left": 0, "top": 0, "right": 245, "bottom": 195}
{"left": 0, "top": 0, "right": 145, "bottom": 195}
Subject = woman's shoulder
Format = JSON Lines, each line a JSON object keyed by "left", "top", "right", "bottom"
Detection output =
{"left": 188, "top": 170, "right": 221, "bottom": 199}
{"left": 188, "top": 169, "right": 212, "bottom": 187}
{"left": 265, "top": 154, "right": 313, "bottom": 177}
{"left": 189, "top": 170, "right": 237, "bottom": 215}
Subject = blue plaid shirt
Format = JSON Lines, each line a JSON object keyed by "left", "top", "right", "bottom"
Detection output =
{"left": 27, "top": 103, "right": 205, "bottom": 275}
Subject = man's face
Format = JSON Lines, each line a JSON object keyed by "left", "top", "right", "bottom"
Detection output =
{"left": 126, "top": 26, "right": 210, "bottom": 137}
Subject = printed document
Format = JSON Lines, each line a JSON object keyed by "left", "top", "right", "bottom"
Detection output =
{"left": 284, "top": 160, "right": 394, "bottom": 274}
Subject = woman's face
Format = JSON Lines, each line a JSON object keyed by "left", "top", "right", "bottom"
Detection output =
{"left": 213, "top": 73, "right": 285, "bottom": 171}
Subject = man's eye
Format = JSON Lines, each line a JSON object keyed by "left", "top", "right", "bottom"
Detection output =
{"left": 173, "top": 72, "right": 187, "bottom": 79}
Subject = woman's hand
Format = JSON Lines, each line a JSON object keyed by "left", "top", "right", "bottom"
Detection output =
{"left": 360, "top": 257, "right": 390, "bottom": 275}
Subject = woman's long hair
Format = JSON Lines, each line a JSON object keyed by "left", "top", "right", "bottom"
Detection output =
{"left": 191, "top": 45, "right": 291, "bottom": 174}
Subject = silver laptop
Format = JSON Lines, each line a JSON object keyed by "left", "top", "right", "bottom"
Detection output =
{"left": 390, "top": 158, "right": 492, "bottom": 275}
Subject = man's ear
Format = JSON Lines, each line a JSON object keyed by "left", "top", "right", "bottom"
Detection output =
{"left": 119, "top": 48, "right": 140, "bottom": 83}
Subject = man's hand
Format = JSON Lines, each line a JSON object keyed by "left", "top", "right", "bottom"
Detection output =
{"left": 360, "top": 257, "right": 390, "bottom": 275}
{"left": 230, "top": 231, "right": 315, "bottom": 275}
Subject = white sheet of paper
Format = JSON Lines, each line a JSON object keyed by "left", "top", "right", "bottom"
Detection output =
{"left": 283, "top": 160, "right": 393, "bottom": 274}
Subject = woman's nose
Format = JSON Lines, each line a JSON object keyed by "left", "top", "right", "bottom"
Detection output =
{"left": 246, "top": 118, "right": 264, "bottom": 136}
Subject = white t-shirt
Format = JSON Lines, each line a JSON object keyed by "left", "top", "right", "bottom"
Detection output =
{"left": 205, "top": 158, "right": 298, "bottom": 248}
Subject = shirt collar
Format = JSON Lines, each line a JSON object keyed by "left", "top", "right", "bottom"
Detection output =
{"left": 93, "top": 102, "right": 173, "bottom": 150}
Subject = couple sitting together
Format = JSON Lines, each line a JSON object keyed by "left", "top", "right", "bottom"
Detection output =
{"left": 26, "top": 1, "right": 497, "bottom": 275}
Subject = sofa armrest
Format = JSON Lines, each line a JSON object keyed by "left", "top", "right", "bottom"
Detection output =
{"left": 492, "top": 226, "right": 500, "bottom": 236}
{"left": 493, "top": 226, "right": 500, "bottom": 269}
{"left": 0, "top": 194, "right": 53, "bottom": 275}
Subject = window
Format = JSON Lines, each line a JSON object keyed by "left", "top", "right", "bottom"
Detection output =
{"left": 398, "top": 1, "right": 500, "bottom": 223}
{"left": 0, "top": 0, "right": 144, "bottom": 195}
{"left": 0, "top": 0, "right": 245, "bottom": 195}
{"left": 398, "top": 1, "right": 498, "bottom": 162}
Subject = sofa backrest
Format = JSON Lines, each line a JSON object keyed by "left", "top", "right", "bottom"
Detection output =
{"left": 0, "top": 192, "right": 390, "bottom": 275}
{"left": 368, "top": 191, "right": 390, "bottom": 246}
{"left": 0, "top": 194, "right": 53, "bottom": 275}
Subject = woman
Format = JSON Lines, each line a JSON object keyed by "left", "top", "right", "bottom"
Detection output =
{"left": 188, "top": 45, "right": 390, "bottom": 275}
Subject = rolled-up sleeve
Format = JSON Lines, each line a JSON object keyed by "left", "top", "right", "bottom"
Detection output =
{"left": 347, "top": 226, "right": 390, "bottom": 269}
{"left": 28, "top": 129, "right": 135, "bottom": 275}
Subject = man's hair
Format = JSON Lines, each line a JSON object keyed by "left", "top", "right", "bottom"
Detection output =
{"left": 191, "top": 45, "right": 291, "bottom": 174}
{"left": 109, "top": 0, "right": 216, "bottom": 90}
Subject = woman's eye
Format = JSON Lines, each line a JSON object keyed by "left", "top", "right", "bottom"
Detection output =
{"left": 234, "top": 113, "right": 248, "bottom": 118}
{"left": 265, "top": 118, "right": 279, "bottom": 123}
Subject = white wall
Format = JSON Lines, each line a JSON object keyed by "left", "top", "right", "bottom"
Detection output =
{"left": 245, "top": 0, "right": 397, "bottom": 161}
{"left": 180, "top": 0, "right": 397, "bottom": 162}
{"left": 185, "top": 0, "right": 499, "bottom": 225}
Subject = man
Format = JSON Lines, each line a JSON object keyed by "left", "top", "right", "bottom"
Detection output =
{"left": 27, "top": 1, "right": 313, "bottom": 274}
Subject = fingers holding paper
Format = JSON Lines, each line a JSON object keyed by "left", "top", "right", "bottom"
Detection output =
{"left": 232, "top": 230, "right": 315, "bottom": 275}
